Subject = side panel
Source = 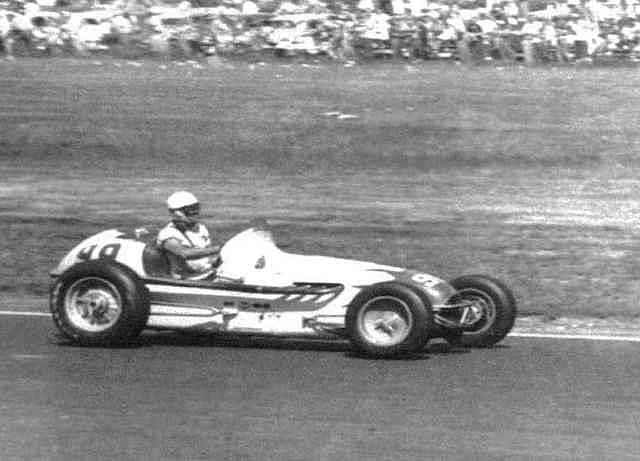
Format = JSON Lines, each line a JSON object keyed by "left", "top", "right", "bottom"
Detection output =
{"left": 147, "top": 283, "right": 351, "bottom": 313}
{"left": 145, "top": 282, "right": 359, "bottom": 336}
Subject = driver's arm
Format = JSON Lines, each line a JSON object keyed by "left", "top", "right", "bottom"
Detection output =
{"left": 162, "top": 238, "right": 220, "bottom": 260}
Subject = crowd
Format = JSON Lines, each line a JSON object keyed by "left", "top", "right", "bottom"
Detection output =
{"left": 2, "top": 0, "right": 640, "bottom": 63}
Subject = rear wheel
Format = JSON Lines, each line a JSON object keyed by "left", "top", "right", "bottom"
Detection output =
{"left": 445, "top": 275, "right": 516, "bottom": 347}
{"left": 346, "top": 283, "right": 432, "bottom": 358}
{"left": 50, "top": 261, "right": 149, "bottom": 346}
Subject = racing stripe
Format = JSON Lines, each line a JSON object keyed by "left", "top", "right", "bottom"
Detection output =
{"left": 315, "top": 293, "right": 335, "bottom": 303}
{"left": 150, "top": 304, "right": 218, "bottom": 316}
{"left": 146, "top": 284, "right": 281, "bottom": 300}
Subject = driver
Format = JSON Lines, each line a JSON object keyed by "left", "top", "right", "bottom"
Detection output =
{"left": 156, "top": 191, "right": 220, "bottom": 281}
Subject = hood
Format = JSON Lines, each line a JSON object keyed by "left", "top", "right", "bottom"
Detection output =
{"left": 276, "top": 253, "right": 404, "bottom": 286}
{"left": 218, "top": 227, "right": 404, "bottom": 286}
{"left": 217, "top": 227, "right": 455, "bottom": 304}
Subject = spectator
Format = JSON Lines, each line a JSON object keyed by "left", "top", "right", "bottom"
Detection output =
{"left": 241, "top": 0, "right": 259, "bottom": 14}
{"left": 503, "top": 0, "right": 519, "bottom": 18}
{"left": 305, "top": 0, "right": 330, "bottom": 13}
{"left": 11, "top": 10, "right": 32, "bottom": 33}
{"left": 6, "top": 0, "right": 640, "bottom": 64}
{"left": 520, "top": 13, "right": 544, "bottom": 63}
{"left": 111, "top": 13, "right": 134, "bottom": 35}
{"left": 276, "top": 0, "right": 305, "bottom": 14}
{"left": 540, "top": 18, "right": 560, "bottom": 61}
{"left": 572, "top": 17, "right": 603, "bottom": 57}
{"left": 448, "top": 5, "right": 466, "bottom": 34}
{"left": 476, "top": 11, "right": 498, "bottom": 34}
{"left": 356, "top": 0, "right": 375, "bottom": 13}
{"left": 0, "top": 11, "right": 15, "bottom": 58}
{"left": 30, "top": 13, "right": 62, "bottom": 54}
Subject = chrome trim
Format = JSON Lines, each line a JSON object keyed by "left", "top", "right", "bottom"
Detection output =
{"left": 432, "top": 300, "right": 476, "bottom": 311}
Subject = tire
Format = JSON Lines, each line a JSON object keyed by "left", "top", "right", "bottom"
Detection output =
{"left": 445, "top": 275, "right": 517, "bottom": 348}
{"left": 50, "top": 261, "right": 150, "bottom": 346}
{"left": 346, "top": 283, "right": 432, "bottom": 358}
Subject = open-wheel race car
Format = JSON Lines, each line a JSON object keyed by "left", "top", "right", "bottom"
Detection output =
{"left": 49, "top": 223, "right": 517, "bottom": 358}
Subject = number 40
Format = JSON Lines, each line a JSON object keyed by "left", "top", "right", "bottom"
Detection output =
{"left": 77, "top": 243, "right": 121, "bottom": 261}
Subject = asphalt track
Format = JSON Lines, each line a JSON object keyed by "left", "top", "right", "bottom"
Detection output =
{"left": 2, "top": 313, "right": 640, "bottom": 461}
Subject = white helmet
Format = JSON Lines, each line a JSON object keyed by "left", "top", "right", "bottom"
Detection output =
{"left": 167, "top": 191, "right": 201, "bottom": 226}
{"left": 167, "top": 191, "right": 198, "bottom": 211}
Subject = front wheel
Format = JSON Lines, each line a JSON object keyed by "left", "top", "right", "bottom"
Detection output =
{"left": 50, "top": 261, "right": 150, "bottom": 346}
{"left": 445, "top": 275, "right": 517, "bottom": 348}
{"left": 346, "top": 283, "right": 432, "bottom": 358}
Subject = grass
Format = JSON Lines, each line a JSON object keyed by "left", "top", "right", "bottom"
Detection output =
{"left": 2, "top": 57, "right": 640, "bottom": 317}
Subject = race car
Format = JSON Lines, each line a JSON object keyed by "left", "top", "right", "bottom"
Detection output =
{"left": 49, "top": 222, "right": 516, "bottom": 357}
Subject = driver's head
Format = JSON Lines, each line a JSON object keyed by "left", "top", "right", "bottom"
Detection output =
{"left": 167, "top": 190, "right": 201, "bottom": 229}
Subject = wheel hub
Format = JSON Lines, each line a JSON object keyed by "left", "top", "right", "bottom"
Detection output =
{"left": 373, "top": 313, "right": 403, "bottom": 336}
{"left": 78, "top": 291, "right": 113, "bottom": 323}
{"left": 453, "top": 288, "right": 496, "bottom": 334}
{"left": 460, "top": 300, "right": 487, "bottom": 327}
{"left": 358, "top": 296, "right": 413, "bottom": 347}
{"left": 65, "top": 277, "right": 122, "bottom": 332}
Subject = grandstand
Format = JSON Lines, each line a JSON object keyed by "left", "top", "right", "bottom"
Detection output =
{"left": 1, "top": 0, "right": 639, "bottom": 62}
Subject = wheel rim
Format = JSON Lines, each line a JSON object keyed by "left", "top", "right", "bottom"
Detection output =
{"left": 64, "top": 277, "right": 122, "bottom": 333}
{"left": 456, "top": 288, "right": 496, "bottom": 335}
{"left": 357, "top": 296, "right": 413, "bottom": 347}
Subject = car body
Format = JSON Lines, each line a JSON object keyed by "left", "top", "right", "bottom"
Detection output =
{"left": 50, "top": 224, "right": 516, "bottom": 357}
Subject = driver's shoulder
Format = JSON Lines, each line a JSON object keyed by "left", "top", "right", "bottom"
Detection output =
{"left": 189, "top": 223, "right": 211, "bottom": 240}
{"left": 156, "top": 222, "right": 182, "bottom": 245}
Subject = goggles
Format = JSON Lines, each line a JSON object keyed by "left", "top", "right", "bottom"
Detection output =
{"left": 180, "top": 203, "right": 200, "bottom": 217}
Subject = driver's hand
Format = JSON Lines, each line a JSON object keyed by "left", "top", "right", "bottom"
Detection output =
{"left": 211, "top": 255, "right": 222, "bottom": 268}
